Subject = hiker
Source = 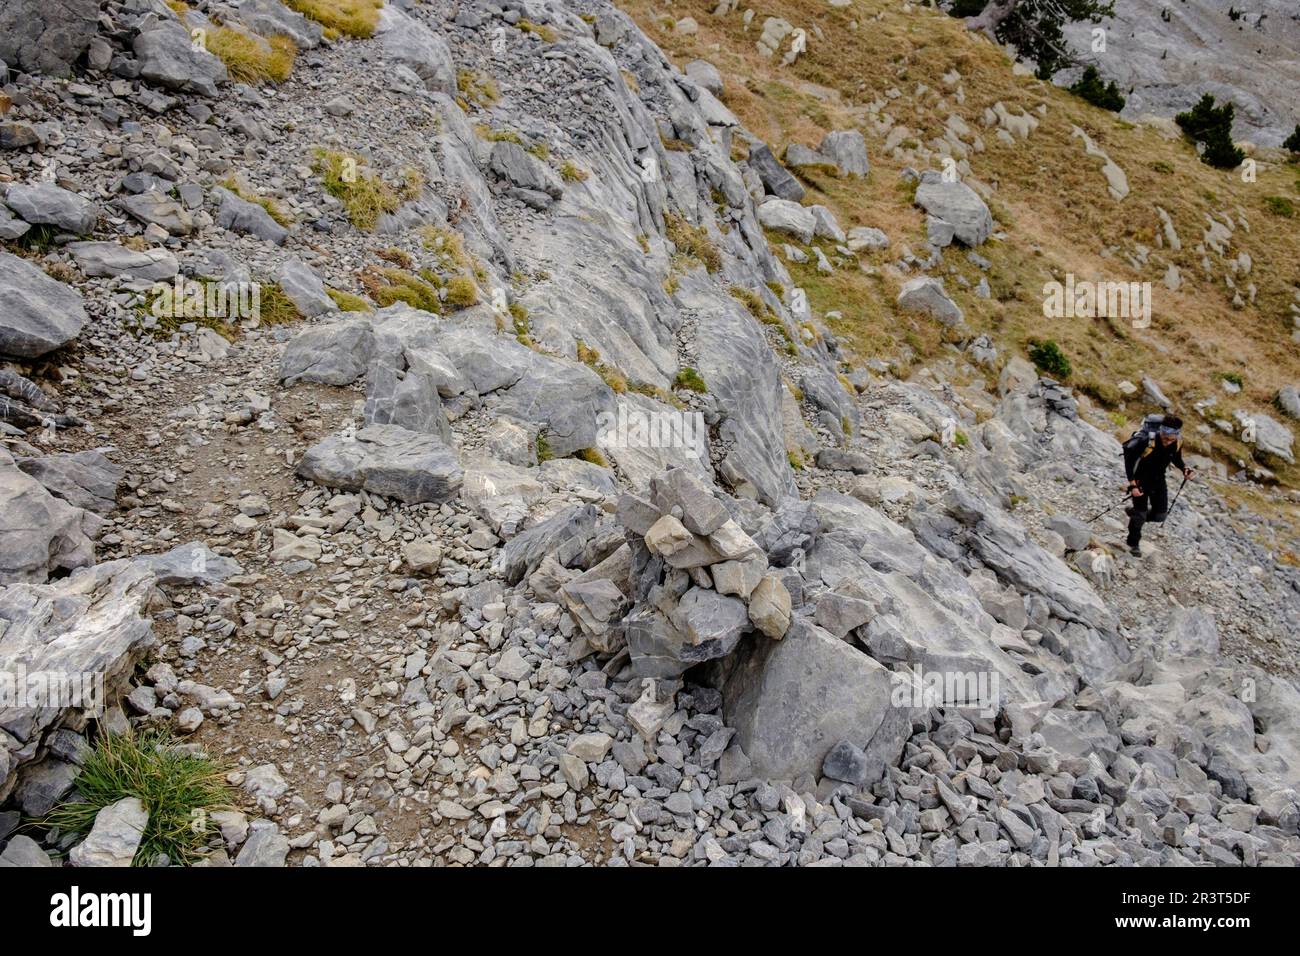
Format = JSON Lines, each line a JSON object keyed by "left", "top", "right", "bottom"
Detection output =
{"left": 1123, "top": 414, "right": 1194, "bottom": 556}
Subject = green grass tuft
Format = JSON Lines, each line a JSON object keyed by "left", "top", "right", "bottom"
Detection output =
{"left": 44, "top": 730, "right": 231, "bottom": 867}
{"left": 327, "top": 288, "right": 373, "bottom": 312}
{"left": 312, "top": 149, "right": 422, "bottom": 232}
{"left": 1028, "top": 339, "right": 1071, "bottom": 379}
{"left": 360, "top": 266, "right": 443, "bottom": 312}
{"left": 664, "top": 212, "right": 721, "bottom": 273}
{"left": 517, "top": 19, "right": 558, "bottom": 42}
{"left": 674, "top": 366, "right": 708, "bottom": 393}
{"left": 444, "top": 275, "right": 479, "bottom": 309}
{"left": 1264, "top": 196, "right": 1295, "bottom": 219}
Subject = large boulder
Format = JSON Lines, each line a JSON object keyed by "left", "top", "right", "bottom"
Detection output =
{"left": 240, "top": 0, "right": 323, "bottom": 49}
{"left": 1276, "top": 385, "right": 1300, "bottom": 421}
{"left": 0, "top": 0, "right": 97, "bottom": 77}
{"left": 495, "top": 504, "right": 603, "bottom": 584}
{"left": 377, "top": 6, "right": 455, "bottom": 94}
{"left": 746, "top": 143, "right": 805, "bottom": 201}
{"left": 897, "top": 276, "right": 964, "bottom": 327}
{"left": 279, "top": 319, "right": 376, "bottom": 385}
{"left": 0, "top": 206, "right": 31, "bottom": 241}
{"left": 212, "top": 187, "right": 288, "bottom": 245}
{"left": 277, "top": 257, "right": 337, "bottom": 318}
{"left": 0, "top": 560, "right": 157, "bottom": 805}
{"left": 68, "top": 797, "right": 148, "bottom": 867}
{"left": 296, "top": 425, "right": 463, "bottom": 504}
{"left": 363, "top": 354, "right": 452, "bottom": 442}
{"left": 942, "top": 487, "right": 1119, "bottom": 640}
{"left": 684, "top": 59, "right": 723, "bottom": 96}
{"left": 756, "top": 198, "right": 815, "bottom": 242}
{"left": 16, "top": 449, "right": 123, "bottom": 514}
{"left": 818, "top": 130, "right": 870, "bottom": 176}
{"left": 672, "top": 587, "right": 751, "bottom": 657}
{"left": 679, "top": 277, "right": 795, "bottom": 506}
{"left": 460, "top": 459, "right": 546, "bottom": 534}
{"left": 722, "top": 621, "right": 910, "bottom": 786}
{"left": 135, "top": 541, "right": 242, "bottom": 587}
{"left": 914, "top": 172, "right": 993, "bottom": 246}
{"left": 0, "top": 454, "right": 97, "bottom": 583}
{"left": 624, "top": 587, "right": 752, "bottom": 679}
{"left": 1247, "top": 411, "right": 1295, "bottom": 465}
{"left": 0, "top": 250, "right": 88, "bottom": 358}
{"left": 427, "top": 324, "right": 614, "bottom": 457}
{"left": 598, "top": 393, "right": 713, "bottom": 492}
{"left": 809, "top": 492, "right": 1037, "bottom": 700}
{"left": 117, "top": 191, "right": 194, "bottom": 236}
{"left": 489, "top": 142, "right": 563, "bottom": 201}
{"left": 133, "top": 22, "right": 228, "bottom": 97}
{"left": 0, "top": 835, "right": 52, "bottom": 866}
{"left": 4, "top": 183, "right": 99, "bottom": 235}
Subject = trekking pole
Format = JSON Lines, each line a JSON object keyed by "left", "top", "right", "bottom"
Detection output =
{"left": 1158, "top": 475, "right": 1190, "bottom": 536}
{"left": 1084, "top": 493, "right": 1132, "bottom": 523}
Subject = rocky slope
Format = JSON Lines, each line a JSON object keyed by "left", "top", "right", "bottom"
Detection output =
{"left": 0, "top": 0, "right": 1298, "bottom": 867}
{"left": 1058, "top": 0, "right": 1300, "bottom": 146}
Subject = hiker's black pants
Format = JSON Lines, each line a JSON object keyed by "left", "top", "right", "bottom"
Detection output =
{"left": 1126, "top": 480, "right": 1168, "bottom": 547}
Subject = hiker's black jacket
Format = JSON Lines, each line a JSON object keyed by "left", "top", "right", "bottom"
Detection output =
{"left": 1124, "top": 435, "right": 1186, "bottom": 487}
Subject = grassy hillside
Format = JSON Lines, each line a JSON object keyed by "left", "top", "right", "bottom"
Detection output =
{"left": 617, "top": 0, "right": 1300, "bottom": 488}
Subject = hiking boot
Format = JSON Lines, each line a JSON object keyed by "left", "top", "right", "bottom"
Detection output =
{"left": 1129, "top": 544, "right": 1142, "bottom": 557}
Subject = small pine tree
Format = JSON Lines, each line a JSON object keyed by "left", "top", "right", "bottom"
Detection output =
{"left": 1176, "top": 94, "right": 1244, "bottom": 169}
{"left": 1028, "top": 340, "right": 1071, "bottom": 379}
{"left": 948, "top": 1, "right": 1116, "bottom": 80}
{"left": 1201, "top": 126, "right": 1245, "bottom": 169}
{"left": 1176, "top": 94, "right": 1225, "bottom": 140}
{"left": 1283, "top": 124, "right": 1300, "bottom": 155}
{"left": 1069, "top": 66, "right": 1126, "bottom": 112}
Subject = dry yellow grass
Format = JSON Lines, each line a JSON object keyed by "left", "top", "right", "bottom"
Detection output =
{"left": 517, "top": 20, "right": 559, "bottom": 42}
{"left": 207, "top": 29, "right": 296, "bottom": 84}
{"left": 220, "top": 176, "right": 295, "bottom": 226}
{"left": 168, "top": 2, "right": 296, "bottom": 83}
{"left": 616, "top": 0, "right": 1300, "bottom": 485}
{"left": 312, "top": 149, "right": 423, "bottom": 231}
{"left": 284, "top": 0, "right": 383, "bottom": 39}
{"left": 457, "top": 69, "right": 500, "bottom": 108}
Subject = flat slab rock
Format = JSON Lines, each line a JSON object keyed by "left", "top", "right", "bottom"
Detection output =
{"left": 297, "top": 424, "right": 463, "bottom": 504}
{"left": 15, "top": 448, "right": 124, "bottom": 514}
